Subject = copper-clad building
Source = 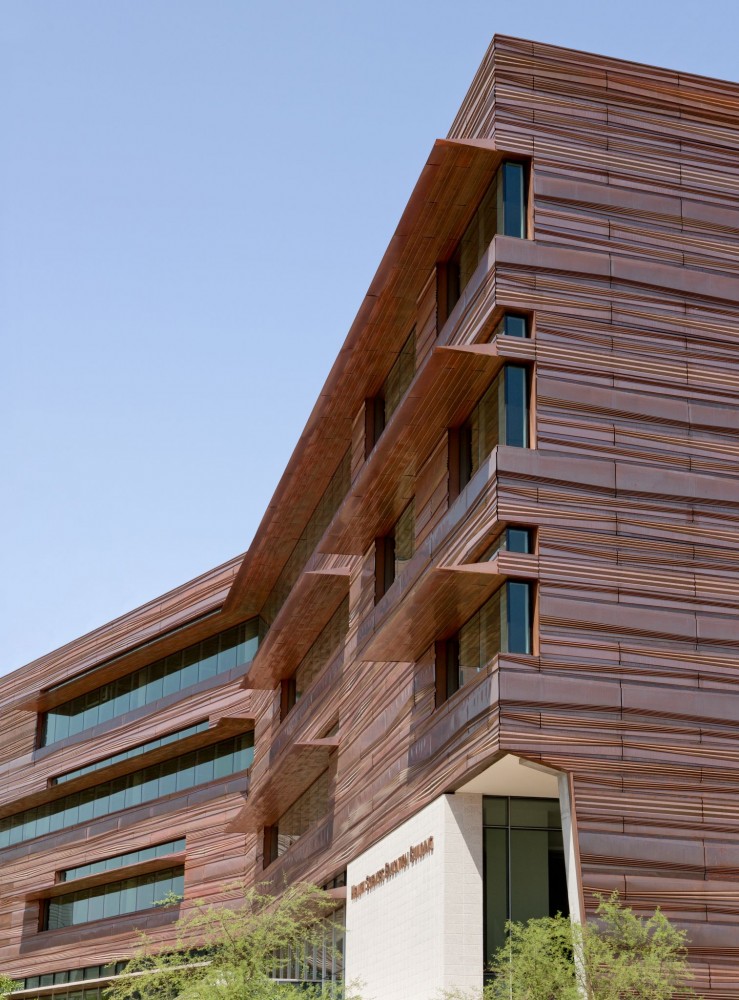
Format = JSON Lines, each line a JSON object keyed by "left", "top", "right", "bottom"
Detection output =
{"left": 2, "top": 36, "right": 739, "bottom": 1000}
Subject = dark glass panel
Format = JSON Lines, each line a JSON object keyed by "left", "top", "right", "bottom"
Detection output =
{"left": 82, "top": 689, "right": 101, "bottom": 731}
{"left": 145, "top": 659, "right": 166, "bottom": 702}
{"left": 158, "top": 756, "right": 179, "bottom": 797}
{"left": 506, "top": 581, "right": 532, "bottom": 654}
{"left": 510, "top": 828, "right": 551, "bottom": 925}
{"left": 217, "top": 628, "right": 239, "bottom": 673}
{"left": 484, "top": 827, "right": 508, "bottom": 957}
{"left": 509, "top": 797, "right": 561, "bottom": 829}
{"left": 163, "top": 652, "right": 183, "bottom": 696}
{"left": 96, "top": 684, "right": 115, "bottom": 723}
{"left": 86, "top": 888, "right": 105, "bottom": 923}
{"left": 482, "top": 796, "right": 508, "bottom": 826}
{"left": 496, "top": 313, "right": 528, "bottom": 339}
{"left": 504, "top": 366, "right": 529, "bottom": 448}
{"left": 77, "top": 788, "right": 96, "bottom": 823}
{"left": 506, "top": 527, "right": 532, "bottom": 553}
{"left": 194, "top": 745, "right": 215, "bottom": 785}
{"left": 501, "top": 161, "right": 526, "bottom": 238}
{"left": 198, "top": 635, "right": 219, "bottom": 683}
{"left": 180, "top": 644, "right": 200, "bottom": 688}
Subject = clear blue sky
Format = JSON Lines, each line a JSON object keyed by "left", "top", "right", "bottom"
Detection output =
{"left": 2, "top": 0, "right": 736, "bottom": 675}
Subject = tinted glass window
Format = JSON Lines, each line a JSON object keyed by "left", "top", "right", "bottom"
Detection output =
{"left": 0, "top": 734, "right": 252, "bottom": 849}
{"left": 42, "top": 623, "right": 260, "bottom": 747}
{"left": 483, "top": 796, "right": 568, "bottom": 960}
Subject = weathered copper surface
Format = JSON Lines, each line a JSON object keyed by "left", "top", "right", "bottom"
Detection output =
{"left": 1, "top": 35, "right": 738, "bottom": 995}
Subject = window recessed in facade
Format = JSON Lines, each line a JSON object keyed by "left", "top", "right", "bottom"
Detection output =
{"left": 436, "top": 581, "right": 533, "bottom": 704}
{"left": 366, "top": 327, "right": 416, "bottom": 455}
{"left": 41, "top": 620, "right": 261, "bottom": 747}
{"left": 281, "top": 597, "right": 349, "bottom": 720}
{"left": 264, "top": 770, "right": 330, "bottom": 867}
{"left": 0, "top": 733, "right": 253, "bottom": 849}
{"left": 493, "top": 312, "right": 529, "bottom": 339}
{"left": 482, "top": 526, "right": 535, "bottom": 560}
{"left": 43, "top": 866, "right": 184, "bottom": 930}
{"left": 458, "top": 365, "right": 530, "bottom": 492}
{"left": 483, "top": 796, "right": 568, "bottom": 962}
{"left": 446, "top": 161, "right": 527, "bottom": 316}
{"left": 375, "top": 499, "right": 415, "bottom": 603}
{"left": 59, "top": 838, "right": 185, "bottom": 882}
{"left": 52, "top": 721, "right": 209, "bottom": 785}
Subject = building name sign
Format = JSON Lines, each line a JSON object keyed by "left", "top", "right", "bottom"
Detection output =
{"left": 350, "top": 836, "right": 434, "bottom": 901}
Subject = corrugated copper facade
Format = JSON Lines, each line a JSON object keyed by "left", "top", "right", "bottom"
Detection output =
{"left": 1, "top": 35, "right": 738, "bottom": 997}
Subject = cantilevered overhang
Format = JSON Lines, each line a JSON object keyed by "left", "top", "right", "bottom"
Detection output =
{"left": 225, "top": 139, "right": 505, "bottom": 618}
{"left": 358, "top": 550, "right": 539, "bottom": 663}
{"left": 318, "top": 336, "right": 535, "bottom": 555}
{"left": 243, "top": 553, "right": 358, "bottom": 690}
{"left": 228, "top": 737, "right": 337, "bottom": 833}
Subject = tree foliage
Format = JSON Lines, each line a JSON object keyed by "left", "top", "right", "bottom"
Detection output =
{"left": 0, "top": 976, "right": 22, "bottom": 999}
{"left": 482, "top": 893, "right": 695, "bottom": 1000}
{"left": 105, "top": 882, "right": 353, "bottom": 1000}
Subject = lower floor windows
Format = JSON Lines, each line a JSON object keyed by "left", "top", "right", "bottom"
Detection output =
{"left": 42, "top": 866, "right": 184, "bottom": 930}
{"left": 0, "top": 733, "right": 253, "bottom": 848}
{"left": 483, "top": 796, "right": 568, "bottom": 960}
{"left": 436, "top": 581, "right": 533, "bottom": 704}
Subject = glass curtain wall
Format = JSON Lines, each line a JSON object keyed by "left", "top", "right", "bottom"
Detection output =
{"left": 44, "top": 867, "right": 184, "bottom": 930}
{"left": 52, "top": 722, "right": 209, "bottom": 785}
{"left": 42, "top": 622, "right": 260, "bottom": 746}
{"left": 483, "top": 796, "right": 569, "bottom": 961}
{"left": 0, "top": 733, "right": 253, "bottom": 848}
{"left": 60, "top": 839, "right": 185, "bottom": 882}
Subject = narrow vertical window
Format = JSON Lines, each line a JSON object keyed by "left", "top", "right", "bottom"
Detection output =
{"left": 441, "top": 160, "right": 528, "bottom": 323}
{"left": 457, "top": 365, "right": 530, "bottom": 493}
{"left": 375, "top": 500, "right": 415, "bottom": 602}
{"left": 499, "top": 161, "right": 526, "bottom": 238}
{"left": 504, "top": 366, "right": 529, "bottom": 448}
{"left": 366, "top": 328, "right": 416, "bottom": 456}
{"left": 436, "top": 582, "right": 533, "bottom": 705}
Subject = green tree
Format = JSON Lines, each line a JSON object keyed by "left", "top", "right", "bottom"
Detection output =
{"left": 485, "top": 893, "right": 695, "bottom": 1000}
{"left": 0, "top": 975, "right": 22, "bottom": 999}
{"left": 444, "top": 893, "right": 695, "bottom": 1000}
{"left": 105, "top": 882, "right": 356, "bottom": 1000}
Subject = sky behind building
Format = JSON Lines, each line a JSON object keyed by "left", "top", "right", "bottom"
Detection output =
{"left": 2, "top": 0, "right": 736, "bottom": 674}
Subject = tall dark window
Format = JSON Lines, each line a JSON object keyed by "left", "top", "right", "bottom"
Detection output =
{"left": 436, "top": 581, "right": 533, "bottom": 704}
{"left": 483, "top": 796, "right": 569, "bottom": 963}
{"left": 375, "top": 500, "right": 415, "bottom": 603}
{"left": 458, "top": 365, "right": 530, "bottom": 492}
{"left": 366, "top": 327, "right": 416, "bottom": 455}
{"left": 445, "top": 161, "right": 527, "bottom": 318}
